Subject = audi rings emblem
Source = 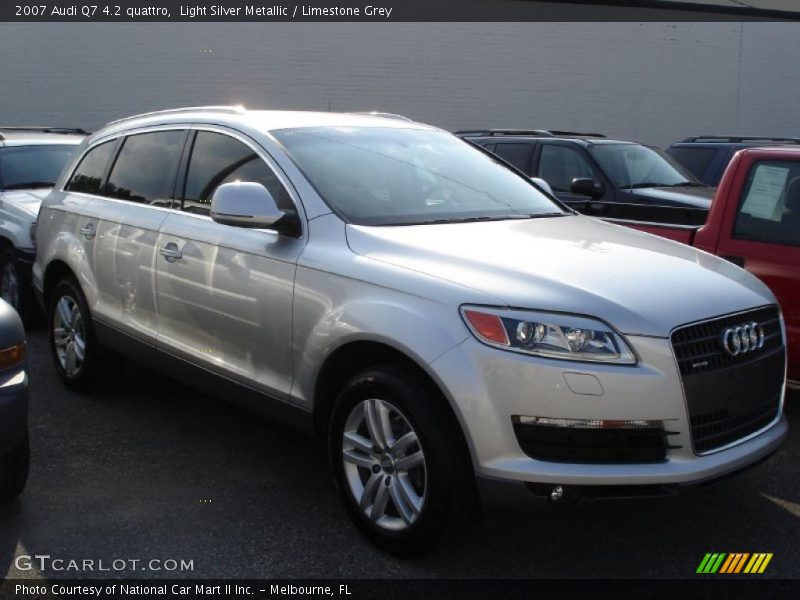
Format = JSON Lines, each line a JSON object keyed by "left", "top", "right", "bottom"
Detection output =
{"left": 720, "top": 321, "right": 765, "bottom": 356}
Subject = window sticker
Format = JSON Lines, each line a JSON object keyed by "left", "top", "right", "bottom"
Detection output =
{"left": 741, "top": 165, "right": 789, "bottom": 222}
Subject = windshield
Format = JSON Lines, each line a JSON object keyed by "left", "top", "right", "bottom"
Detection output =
{"left": 0, "top": 145, "right": 76, "bottom": 191}
{"left": 273, "top": 127, "right": 566, "bottom": 225}
{"left": 589, "top": 143, "right": 698, "bottom": 189}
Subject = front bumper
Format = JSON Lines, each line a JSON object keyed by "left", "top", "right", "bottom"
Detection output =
{"left": 430, "top": 334, "right": 787, "bottom": 487}
{"left": 0, "top": 367, "right": 29, "bottom": 456}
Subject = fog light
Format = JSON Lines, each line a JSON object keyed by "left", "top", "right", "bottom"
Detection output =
{"left": 550, "top": 485, "right": 564, "bottom": 502}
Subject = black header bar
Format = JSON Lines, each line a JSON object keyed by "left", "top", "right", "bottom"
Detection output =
{"left": 2, "top": 0, "right": 800, "bottom": 22}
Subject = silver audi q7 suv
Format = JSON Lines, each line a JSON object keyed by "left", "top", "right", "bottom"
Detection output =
{"left": 34, "top": 107, "right": 788, "bottom": 555}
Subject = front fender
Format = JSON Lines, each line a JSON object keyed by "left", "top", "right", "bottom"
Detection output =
{"left": 291, "top": 273, "right": 470, "bottom": 410}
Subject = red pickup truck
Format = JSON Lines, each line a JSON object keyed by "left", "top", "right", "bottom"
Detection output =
{"left": 613, "top": 147, "right": 799, "bottom": 387}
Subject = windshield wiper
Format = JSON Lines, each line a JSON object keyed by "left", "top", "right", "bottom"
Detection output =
{"left": 1, "top": 181, "right": 55, "bottom": 191}
{"left": 663, "top": 181, "right": 708, "bottom": 188}
{"left": 413, "top": 213, "right": 567, "bottom": 225}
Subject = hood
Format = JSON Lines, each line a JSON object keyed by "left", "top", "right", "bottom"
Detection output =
{"left": 345, "top": 215, "right": 775, "bottom": 337}
{"left": 0, "top": 188, "right": 50, "bottom": 216}
{"left": 629, "top": 185, "right": 714, "bottom": 209}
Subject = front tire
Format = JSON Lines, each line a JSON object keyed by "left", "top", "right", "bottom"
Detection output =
{"left": 328, "top": 364, "right": 475, "bottom": 557}
{"left": 0, "top": 433, "right": 29, "bottom": 503}
{"left": 48, "top": 277, "right": 100, "bottom": 391}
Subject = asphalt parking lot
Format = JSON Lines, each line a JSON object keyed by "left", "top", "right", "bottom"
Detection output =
{"left": 1, "top": 328, "right": 798, "bottom": 579}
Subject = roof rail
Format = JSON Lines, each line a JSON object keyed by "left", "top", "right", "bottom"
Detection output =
{"left": 455, "top": 129, "right": 606, "bottom": 139}
{"left": 455, "top": 129, "right": 555, "bottom": 138}
{"left": 547, "top": 130, "right": 606, "bottom": 139}
{"left": 681, "top": 135, "right": 800, "bottom": 144}
{"left": 347, "top": 111, "right": 414, "bottom": 122}
{"left": 0, "top": 126, "right": 90, "bottom": 141}
{"left": 106, "top": 105, "right": 247, "bottom": 127}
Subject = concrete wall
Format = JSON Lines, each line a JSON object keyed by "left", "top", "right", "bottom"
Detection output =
{"left": 1, "top": 22, "right": 799, "bottom": 148}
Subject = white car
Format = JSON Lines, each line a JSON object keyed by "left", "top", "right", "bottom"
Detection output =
{"left": 0, "top": 127, "right": 85, "bottom": 321}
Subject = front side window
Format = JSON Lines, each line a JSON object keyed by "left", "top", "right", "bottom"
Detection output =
{"left": 65, "top": 141, "right": 118, "bottom": 195}
{"left": 273, "top": 127, "right": 564, "bottom": 226}
{"left": 182, "top": 131, "right": 293, "bottom": 215}
{"left": 537, "top": 145, "right": 596, "bottom": 192}
{"left": 105, "top": 130, "right": 186, "bottom": 206}
{"left": 0, "top": 145, "right": 77, "bottom": 191}
{"left": 590, "top": 143, "right": 696, "bottom": 189}
{"left": 734, "top": 161, "right": 800, "bottom": 247}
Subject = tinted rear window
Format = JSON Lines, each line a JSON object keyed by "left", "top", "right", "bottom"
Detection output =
{"left": 493, "top": 143, "right": 533, "bottom": 173}
{"left": 105, "top": 130, "right": 186, "bottom": 206}
{"left": 667, "top": 147, "right": 718, "bottom": 180}
{"left": 66, "top": 141, "right": 117, "bottom": 195}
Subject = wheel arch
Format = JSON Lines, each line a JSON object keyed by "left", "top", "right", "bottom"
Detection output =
{"left": 311, "top": 338, "right": 476, "bottom": 474}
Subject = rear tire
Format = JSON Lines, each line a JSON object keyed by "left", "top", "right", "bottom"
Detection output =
{"left": 48, "top": 276, "right": 100, "bottom": 391}
{"left": 0, "top": 433, "right": 29, "bottom": 504}
{"left": 328, "top": 363, "right": 476, "bottom": 557}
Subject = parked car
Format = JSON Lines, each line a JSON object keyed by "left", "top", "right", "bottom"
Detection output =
{"left": 609, "top": 146, "right": 800, "bottom": 388}
{"left": 34, "top": 107, "right": 788, "bottom": 555}
{"left": 0, "top": 127, "right": 86, "bottom": 321}
{"left": 0, "top": 298, "right": 28, "bottom": 503}
{"left": 667, "top": 136, "right": 800, "bottom": 186}
{"left": 457, "top": 129, "right": 714, "bottom": 221}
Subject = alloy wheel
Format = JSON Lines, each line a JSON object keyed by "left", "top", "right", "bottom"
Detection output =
{"left": 52, "top": 294, "right": 86, "bottom": 377}
{"left": 342, "top": 398, "right": 427, "bottom": 531}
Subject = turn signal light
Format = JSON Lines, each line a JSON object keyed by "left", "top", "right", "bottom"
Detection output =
{"left": 463, "top": 310, "right": 509, "bottom": 345}
{"left": 0, "top": 343, "right": 26, "bottom": 369}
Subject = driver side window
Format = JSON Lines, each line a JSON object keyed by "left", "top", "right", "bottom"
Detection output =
{"left": 537, "top": 145, "right": 596, "bottom": 192}
{"left": 182, "top": 131, "right": 293, "bottom": 215}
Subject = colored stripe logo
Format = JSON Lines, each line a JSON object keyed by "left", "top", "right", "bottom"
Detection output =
{"left": 696, "top": 553, "right": 773, "bottom": 574}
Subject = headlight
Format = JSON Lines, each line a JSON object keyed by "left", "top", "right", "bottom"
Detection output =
{"left": 461, "top": 306, "right": 636, "bottom": 364}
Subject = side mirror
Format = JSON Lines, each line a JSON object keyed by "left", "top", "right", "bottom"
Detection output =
{"left": 570, "top": 178, "right": 605, "bottom": 199}
{"left": 530, "top": 177, "right": 554, "bottom": 196}
{"left": 210, "top": 182, "right": 290, "bottom": 231}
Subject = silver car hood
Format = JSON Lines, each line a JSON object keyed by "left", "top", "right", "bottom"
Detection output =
{"left": 1, "top": 188, "right": 49, "bottom": 216}
{"left": 346, "top": 215, "right": 775, "bottom": 337}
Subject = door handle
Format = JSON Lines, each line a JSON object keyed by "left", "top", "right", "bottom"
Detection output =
{"left": 80, "top": 223, "right": 96, "bottom": 239}
{"left": 159, "top": 242, "right": 183, "bottom": 263}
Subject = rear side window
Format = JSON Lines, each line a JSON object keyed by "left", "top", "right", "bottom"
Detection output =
{"left": 66, "top": 141, "right": 117, "bottom": 195}
{"left": 734, "top": 160, "right": 800, "bottom": 247}
{"left": 667, "top": 147, "right": 718, "bottom": 181}
{"left": 182, "top": 131, "right": 293, "bottom": 215}
{"left": 493, "top": 143, "right": 533, "bottom": 174}
{"left": 105, "top": 130, "right": 186, "bottom": 206}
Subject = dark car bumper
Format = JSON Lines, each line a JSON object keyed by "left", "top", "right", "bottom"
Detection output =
{"left": 0, "top": 368, "right": 28, "bottom": 456}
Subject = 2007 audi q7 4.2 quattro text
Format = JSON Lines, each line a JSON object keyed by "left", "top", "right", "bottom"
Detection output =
{"left": 33, "top": 107, "right": 788, "bottom": 555}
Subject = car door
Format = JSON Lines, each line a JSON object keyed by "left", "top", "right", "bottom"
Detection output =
{"left": 155, "top": 127, "right": 304, "bottom": 397}
{"left": 533, "top": 141, "right": 608, "bottom": 211}
{"left": 55, "top": 138, "right": 121, "bottom": 320}
{"left": 714, "top": 158, "right": 800, "bottom": 379}
{"left": 89, "top": 128, "right": 189, "bottom": 342}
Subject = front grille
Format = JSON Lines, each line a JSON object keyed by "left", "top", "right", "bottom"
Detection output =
{"left": 672, "top": 306, "right": 782, "bottom": 375}
{"left": 671, "top": 306, "right": 784, "bottom": 454}
{"left": 512, "top": 418, "right": 675, "bottom": 463}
